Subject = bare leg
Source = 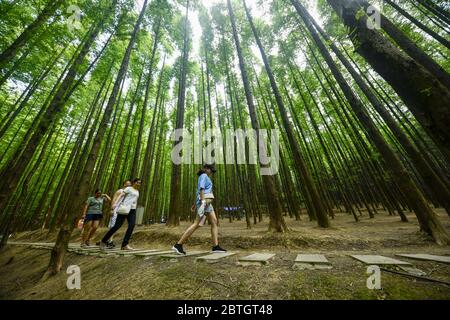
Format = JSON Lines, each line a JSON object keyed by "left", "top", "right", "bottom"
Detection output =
{"left": 86, "top": 220, "right": 100, "bottom": 242}
{"left": 81, "top": 221, "right": 92, "bottom": 244}
{"left": 207, "top": 211, "right": 219, "bottom": 246}
{"left": 178, "top": 216, "right": 202, "bottom": 245}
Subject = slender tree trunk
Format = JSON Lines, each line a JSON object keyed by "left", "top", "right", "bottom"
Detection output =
{"left": 244, "top": 0, "right": 329, "bottom": 227}
{"left": 0, "top": 0, "right": 64, "bottom": 71}
{"left": 293, "top": 0, "right": 449, "bottom": 244}
{"left": 0, "top": 5, "right": 116, "bottom": 217}
{"left": 167, "top": 0, "right": 190, "bottom": 227}
{"left": 326, "top": 0, "right": 450, "bottom": 158}
{"left": 227, "top": 0, "right": 287, "bottom": 232}
{"left": 373, "top": 0, "right": 450, "bottom": 85}
{"left": 46, "top": 0, "right": 145, "bottom": 275}
{"left": 131, "top": 18, "right": 161, "bottom": 179}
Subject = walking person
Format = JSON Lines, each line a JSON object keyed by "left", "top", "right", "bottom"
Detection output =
{"left": 100, "top": 178, "right": 141, "bottom": 250}
{"left": 97, "top": 180, "right": 132, "bottom": 248}
{"left": 172, "top": 164, "right": 226, "bottom": 255}
{"left": 81, "top": 190, "right": 111, "bottom": 247}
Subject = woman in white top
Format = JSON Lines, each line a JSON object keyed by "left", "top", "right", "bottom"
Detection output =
{"left": 100, "top": 178, "right": 141, "bottom": 250}
{"left": 102, "top": 180, "right": 132, "bottom": 247}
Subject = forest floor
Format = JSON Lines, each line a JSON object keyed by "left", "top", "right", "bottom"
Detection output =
{"left": 0, "top": 209, "right": 449, "bottom": 300}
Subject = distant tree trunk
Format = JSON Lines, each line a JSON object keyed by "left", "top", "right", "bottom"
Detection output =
{"left": 131, "top": 18, "right": 161, "bottom": 179}
{"left": 140, "top": 55, "right": 166, "bottom": 210}
{"left": 0, "top": 46, "right": 32, "bottom": 88}
{"left": 244, "top": 0, "right": 329, "bottom": 228}
{"left": 417, "top": 0, "right": 450, "bottom": 25}
{"left": 226, "top": 0, "right": 287, "bottom": 232}
{"left": 0, "top": 49, "right": 62, "bottom": 139}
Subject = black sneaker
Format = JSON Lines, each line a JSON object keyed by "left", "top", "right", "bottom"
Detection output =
{"left": 212, "top": 245, "right": 227, "bottom": 253}
{"left": 107, "top": 240, "right": 116, "bottom": 248}
{"left": 172, "top": 243, "right": 186, "bottom": 255}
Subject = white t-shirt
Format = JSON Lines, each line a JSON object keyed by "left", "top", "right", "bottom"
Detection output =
{"left": 122, "top": 186, "right": 139, "bottom": 210}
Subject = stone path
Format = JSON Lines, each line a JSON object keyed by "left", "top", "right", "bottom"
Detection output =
{"left": 238, "top": 253, "right": 276, "bottom": 266}
{"left": 6, "top": 242, "right": 450, "bottom": 277}
{"left": 396, "top": 254, "right": 450, "bottom": 264}
{"left": 196, "top": 252, "right": 237, "bottom": 263}
{"left": 350, "top": 255, "right": 412, "bottom": 266}
{"left": 294, "top": 254, "right": 332, "bottom": 270}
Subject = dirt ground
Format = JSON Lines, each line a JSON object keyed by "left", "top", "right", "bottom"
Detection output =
{"left": 0, "top": 209, "right": 449, "bottom": 300}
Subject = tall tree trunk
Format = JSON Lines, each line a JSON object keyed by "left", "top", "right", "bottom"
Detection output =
{"left": 384, "top": 0, "right": 449, "bottom": 50}
{"left": 46, "top": 0, "right": 146, "bottom": 275}
{"left": 326, "top": 0, "right": 450, "bottom": 158}
{"left": 0, "top": 3, "right": 116, "bottom": 217}
{"left": 373, "top": 0, "right": 450, "bottom": 85}
{"left": 140, "top": 55, "right": 166, "bottom": 210}
{"left": 227, "top": 0, "right": 287, "bottom": 232}
{"left": 292, "top": 0, "right": 449, "bottom": 244}
{"left": 306, "top": 9, "right": 450, "bottom": 216}
{"left": 167, "top": 0, "right": 190, "bottom": 227}
{"left": 131, "top": 18, "right": 161, "bottom": 179}
{"left": 0, "top": 0, "right": 64, "bottom": 71}
{"left": 244, "top": 0, "right": 329, "bottom": 227}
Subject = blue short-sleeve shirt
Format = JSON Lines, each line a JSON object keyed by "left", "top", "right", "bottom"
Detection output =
{"left": 196, "top": 173, "right": 213, "bottom": 205}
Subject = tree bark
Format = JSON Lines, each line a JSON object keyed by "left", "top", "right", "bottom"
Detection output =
{"left": 0, "top": 0, "right": 64, "bottom": 71}
{"left": 326, "top": 0, "right": 450, "bottom": 158}
{"left": 167, "top": 0, "right": 190, "bottom": 227}
{"left": 0, "top": 4, "right": 116, "bottom": 217}
{"left": 46, "top": 0, "right": 145, "bottom": 275}
{"left": 244, "top": 0, "right": 330, "bottom": 227}
{"left": 292, "top": 0, "right": 449, "bottom": 244}
{"left": 227, "top": 0, "right": 287, "bottom": 232}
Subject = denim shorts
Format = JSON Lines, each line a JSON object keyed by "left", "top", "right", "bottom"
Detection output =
{"left": 84, "top": 213, "right": 103, "bottom": 222}
{"left": 197, "top": 199, "right": 214, "bottom": 217}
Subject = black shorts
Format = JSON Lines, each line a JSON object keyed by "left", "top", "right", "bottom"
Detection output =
{"left": 84, "top": 214, "right": 103, "bottom": 222}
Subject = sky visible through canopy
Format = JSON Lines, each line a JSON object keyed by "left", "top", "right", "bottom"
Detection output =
{"left": 129, "top": 0, "right": 323, "bottom": 113}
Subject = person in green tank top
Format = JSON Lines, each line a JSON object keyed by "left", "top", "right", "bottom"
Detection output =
{"left": 81, "top": 189, "right": 111, "bottom": 247}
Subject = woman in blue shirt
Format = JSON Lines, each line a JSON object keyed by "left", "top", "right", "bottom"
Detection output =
{"left": 172, "top": 164, "right": 227, "bottom": 255}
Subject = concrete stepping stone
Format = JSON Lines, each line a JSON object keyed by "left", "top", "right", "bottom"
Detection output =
{"left": 350, "top": 255, "right": 411, "bottom": 266}
{"left": 114, "top": 249, "right": 161, "bottom": 256}
{"left": 69, "top": 248, "right": 102, "bottom": 254}
{"left": 294, "top": 254, "right": 332, "bottom": 270}
{"left": 134, "top": 250, "right": 174, "bottom": 257}
{"left": 160, "top": 251, "right": 209, "bottom": 260}
{"left": 74, "top": 246, "right": 101, "bottom": 251}
{"left": 30, "top": 245, "right": 52, "bottom": 249}
{"left": 396, "top": 254, "right": 450, "bottom": 264}
{"left": 238, "top": 253, "right": 275, "bottom": 266}
{"left": 25, "top": 242, "right": 54, "bottom": 246}
{"left": 85, "top": 250, "right": 123, "bottom": 256}
{"left": 196, "top": 252, "right": 237, "bottom": 263}
{"left": 397, "top": 265, "right": 427, "bottom": 276}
